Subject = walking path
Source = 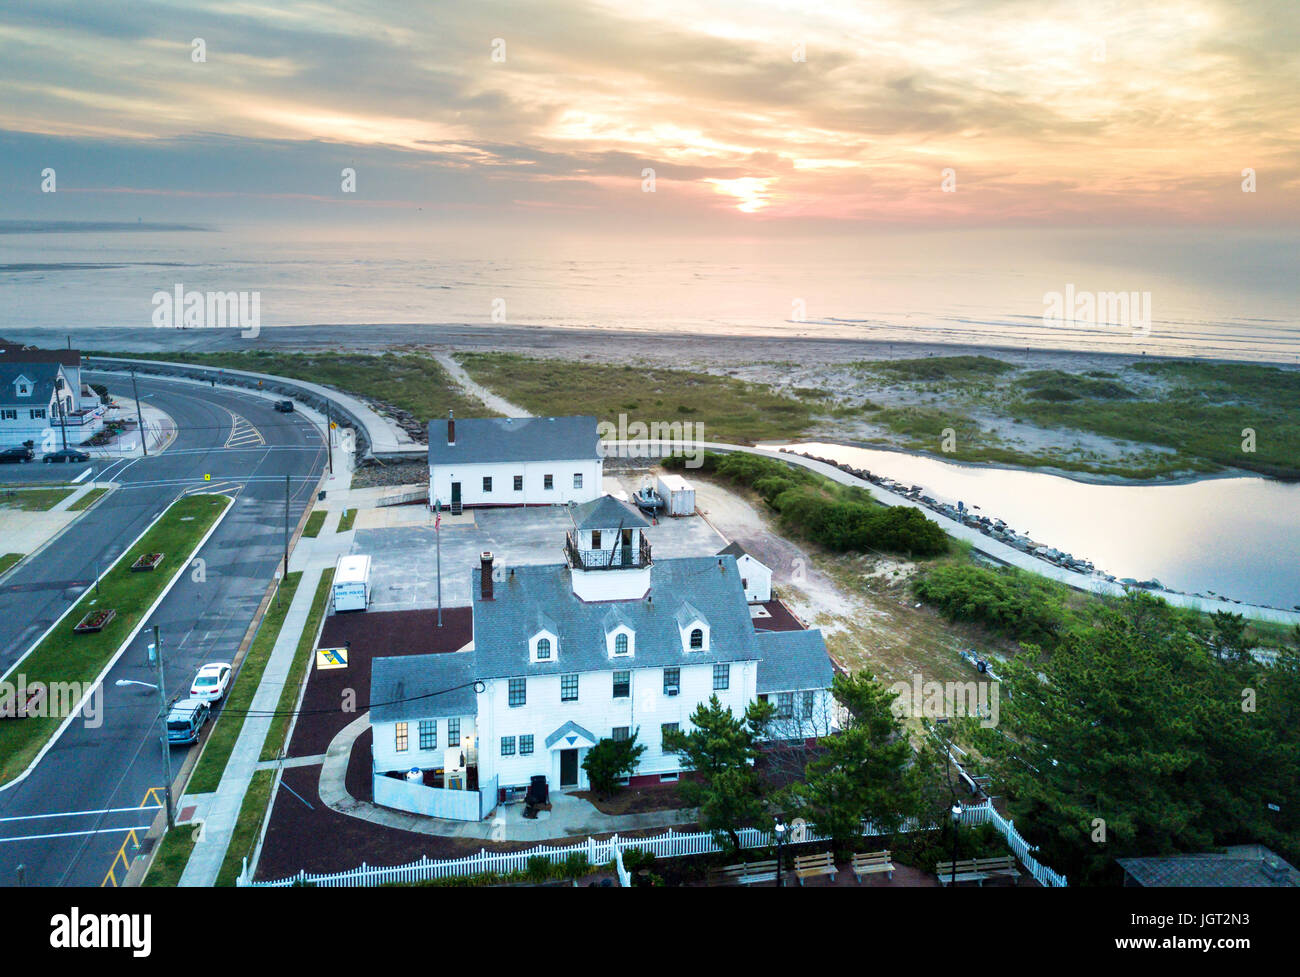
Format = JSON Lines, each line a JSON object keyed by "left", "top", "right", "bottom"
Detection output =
{"left": 318, "top": 713, "right": 696, "bottom": 842}
{"left": 433, "top": 352, "right": 532, "bottom": 417}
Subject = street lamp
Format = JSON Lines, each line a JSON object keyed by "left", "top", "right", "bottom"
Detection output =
{"left": 116, "top": 625, "right": 174, "bottom": 829}
{"left": 773, "top": 818, "right": 787, "bottom": 887}
{"left": 950, "top": 800, "right": 964, "bottom": 887}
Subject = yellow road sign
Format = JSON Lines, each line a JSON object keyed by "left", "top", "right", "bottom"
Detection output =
{"left": 315, "top": 647, "right": 348, "bottom": 670}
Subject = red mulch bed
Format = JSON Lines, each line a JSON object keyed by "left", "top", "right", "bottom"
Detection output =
{"left": 287, "top": 606, "right": 472, "bottom": 758}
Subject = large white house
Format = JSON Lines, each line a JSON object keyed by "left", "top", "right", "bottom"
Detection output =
{"left": 370, "top": 495, "right": 836, "bottom": 819}
{"left": 427, "top": 413, "right": 602, "bottom": 512}
{"left": 0, "top": 343, "right": 104, "bottom": 450}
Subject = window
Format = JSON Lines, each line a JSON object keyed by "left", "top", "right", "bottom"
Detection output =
{"left": 573, "top": 473, "right": 583, "bottom": 489}
{"left": 663, "top": 668, "right": 679, "bottom": 695}
{"left": 611, "top": 670, "right": 631, "bottom": 698}
{"left": 482, "top": 476, "right": 492, "bottom": 492}
{"left": 713, "top": 663, "right": 730, "bottom": 691}
{"left": 513, "top": 474, "right": 523, "bottom": 491}
{"left": 689, "top": 628, "right": 704, "bottom": 650}
{"left": 777, "top": 692, "right": 794, "bottom": 719}
{"left": 17, "top": 384, "right": 28, "bottom": 395}
{"left": 508, "top": 678, "right": 526, "bottom": 707}
{"left": 660, "top": 723, "right": 679, "bottom": 748}
{"left": 591, "top": 530, "right": 602, "bottom": 549}
{"left": 561, "top": 674, "right": 579, "bottom": 701}
{"left": 544, "top": 474, "right": 554, "bottom": 490}
{"left": 501, "top": 736, "right": 516, "bottom": 756}
{"left": 520, "top": 735, "right": 534, "bottom": 756}
{"left": 612, "top": 727, "right": 630, "bottom": 742}
{"left": 0, "top": 409, "right": 14, "bottom": 420}
{"left": 536, "top": 638, "right": 551, "bottom": 661}
{"left": 614, "top": 633, "right": 628, "bottom": 656}
{"left": 30, "top": 408, "right": 45, "bottom": 419}
{"left": 448, "top": 717, "right": 460, "bottom": 746}
{"left": 395, "top": 722, "right": 408, "bottom": 752}
{"left": 418, "top": 720, "right": 437, "bottom": 751}
{"left": 802, "top": 691, "right": 815, "bottom": 719}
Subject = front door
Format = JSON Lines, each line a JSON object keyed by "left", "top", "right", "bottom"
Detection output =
{"left": 450, "top": 481, "right": 461, "bottom": 513}
{"left": 560, "top": 748, "right": 579, "bottom": 788}
{"left": 620, "top": 528, "right": 633, "bottom": 566}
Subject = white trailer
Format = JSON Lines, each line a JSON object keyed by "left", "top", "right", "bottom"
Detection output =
{"left": 333, "top": 554, "right": 371, "bottom": 612}
{"left": 656, "top": 473, "right": 695, "bottom": 516}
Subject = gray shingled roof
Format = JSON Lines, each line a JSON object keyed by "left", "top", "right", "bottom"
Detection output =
{"left": 570, "top": 495, "right": 650, "bottom": 530}
{"left": 717, "top": 540, "right": 751, "bottom": 560}
{"left": 0, "top": 362, "right": 60, "bottom": 408}
{"left": 370, "top": 652, "right": 478, "bottom": 723}
{"left": 427, "top": 415, "right": 598, "bottom": 466}
{"left": 1118, "top": 848, "right": 1299, "bottom": 887}
{"left": 755, "top": 629, "right": 835, "bottom": 693}
{"left": 472, "top": 555, "right": 763, "bottom": 678}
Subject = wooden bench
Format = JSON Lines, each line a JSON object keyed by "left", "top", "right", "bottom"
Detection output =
{"left": 936, "top": 856, "right": 1022, "bottom": 886}
{"left": 794, "top": 851, "right": 838, "bottom": 885}
{"left": 851, "top": 850, "right": 895, "bottom": 883}
{"left": 972, "top": 855, "right": 1021, "bottom": 884}
{"left": 709, "top": 859, "right": 779, "bottom": 886}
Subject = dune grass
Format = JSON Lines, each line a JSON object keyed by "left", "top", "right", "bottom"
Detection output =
{"left": 187, "top": 572, "right": 304, "bottom": 795}
{"left": 457, "top": 352, "right": 814, "bottom": 444}
{"left": 259, "top": 569, "right": 335, "bottom": 762}
{"left": 0, "top": 494, "right": 229, "bottom": 786}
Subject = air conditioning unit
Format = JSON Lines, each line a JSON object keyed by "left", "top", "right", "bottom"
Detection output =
{"left": 666, "top": 687, "right": 679, "bottom": 697}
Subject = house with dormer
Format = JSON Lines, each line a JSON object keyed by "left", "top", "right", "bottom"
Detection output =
{"left": 369, "top": 494, "right": 835, "bottom": 819}
{"left": 0, "top": 361, "right": 83, "bottom": 450}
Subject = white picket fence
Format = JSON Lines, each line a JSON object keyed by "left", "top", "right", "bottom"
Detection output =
{"left": 240, "top": 798, "right": 1067, "bottom": 887}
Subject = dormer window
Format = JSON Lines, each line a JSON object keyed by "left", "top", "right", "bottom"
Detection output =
{"left": 529, "top": 624, "right": 558, "bottom": 664}
{"left": 689, "top": 628, "right": 704, "bottom": 650}
{"left": 615, "top": 633, "right": 628, "bottom": 655}
{"left": 537, "top": 638, "right": 551, "bottom": 660}
{"left": 674, "top": 602, "right": 710, "bottom": 653}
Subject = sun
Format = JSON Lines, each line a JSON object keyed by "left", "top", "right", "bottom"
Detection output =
{"left": 705, "top": 177, "right": 773, "bottom": 213}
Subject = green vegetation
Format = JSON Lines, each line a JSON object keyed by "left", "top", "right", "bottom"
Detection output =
{"left": 215, "top": 769, "right": 274, "bottom": 887}
{"left": 67, "top": 487, "right": 109, "bottom": 511}
{"left": 259, "top": 569, "right": 335, "bottom": 762}
{"left": 337, "top": 508, "right": 357, "bottom": 532}
{"left": 91, "top": 350, "right": 495, "bottom": 424}
{"left": 0, "top": 553, "right": 22, "bottom": 576}
{"left": 0, "top": 495, "right": 228, "bottom": 786}
{"left": 912, "top": 565, "right": 1076, "bottom": 648}
{"left": 458, "top": 352, "right": 814, "bottom": 444}
{"left": 390, "top": 854, "right": 599, "bottom": 887}
{"left": 141, "top": 826, "right": 198, "bottom": 887}
{"left": 0, "top": 487, "right": 76, "bottom": 511}
{"left": 582, "top": 730, "right": 647, "bottom": 798}
{"left": 858, "top": 355, "right": 1016, "bottom": 382}
{"left": 301, "top": 510, "right": 327, "bottom": 538}
{"left": 970, "top": 593, "right": 1300, "bottom": 885}
{"left": 672, "top": 451, "right": 949, "bottom": 557}
{"left": 189, "top": 572, "right": 305, "bottom": 794}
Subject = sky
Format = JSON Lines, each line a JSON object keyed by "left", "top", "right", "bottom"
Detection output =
{"left": 0, "top": 0, "right": 1297, "bottom": 232}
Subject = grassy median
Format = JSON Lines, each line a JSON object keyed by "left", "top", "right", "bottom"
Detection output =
{"left": 68, "top": 487, "right": 109, "bottom": 511}
{"left": 0, "top": 487, "right": 76, "bottom": 511}
{"left": 187, "top": 572, "right": 304, "bottom": 794}
{"left": 0, "top": 494, "right": 229, "bottom": 786}
{"left": 215, "top": 769, "right": 274, "bottom": 887}
{"left": 259, "top": 568, "right": 334, "bottom": 762}
{"left": 301, "top": 510, "right": 327, "bottom": 538}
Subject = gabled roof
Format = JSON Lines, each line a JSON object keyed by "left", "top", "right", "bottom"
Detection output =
{"left": 755, "top": 629, "right": 835, "bottom": 693}
{"left": 602, "top": 605, "right": 634, "bottom": 634}
{"left": 0, "top": 362, "right": 61, "bottom": 408}
{"left": 427, "top": 415, "right": 598, "bottom": 466}
{"left": 718, "top": 540, "right": 753, "bottom": 560}
{"left": 472, "top": 555, "right": 761, "bottom": 678}
{"left": 370, "top": 652, "right": 477, "bottom": 723}
{"left": 0, "top": 343, "right": 81, "bottom": 368}
{"left": 1118, "top": 848, "right": 1300, "bottom": 887}
{"left": 545, "top": 720, "right": 597, "bottom": 750}
{"left": 673, "top": 600, "right": 706, "bottom": 631}
{"left": 570, "top": 495, "right": 650, "bottom": 530}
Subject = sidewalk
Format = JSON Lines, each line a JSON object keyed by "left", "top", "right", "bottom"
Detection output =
{"left": 85, "top": 397, "right": 176, "bottom": 457}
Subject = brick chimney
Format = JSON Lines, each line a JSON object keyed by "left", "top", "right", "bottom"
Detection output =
{"left": 480, "top": 551, "right": 494, "bottom": 601}
{"left": 448, "top": 409, "right": 455, "bottom": 446}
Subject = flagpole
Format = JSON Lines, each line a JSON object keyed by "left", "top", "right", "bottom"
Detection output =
{"left": 435, "top": 497, "right": 442, "bottom": 628}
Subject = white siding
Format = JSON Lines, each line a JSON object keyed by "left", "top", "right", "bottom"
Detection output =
{"left": 429, "top": 458, "right": 602, "bottom": 508}
{"left": 373, "top": 714, "right": 478, "bottom": 773}
{"left": 735, "top": 554, "right": 772, "bottom": 603}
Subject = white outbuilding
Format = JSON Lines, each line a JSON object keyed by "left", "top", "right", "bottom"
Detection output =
{"left": 717, "top": 541, "right": 772, "bottom": 603}
{"left": 655, "top": 473, "right": 696, "bottom": 516}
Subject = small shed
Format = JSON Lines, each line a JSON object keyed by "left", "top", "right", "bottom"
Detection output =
{"left": 656, "top": 473, "right": 695, "bottom": 516}
{"left": 718, "top": 541, "right": 771, "bottom": 603}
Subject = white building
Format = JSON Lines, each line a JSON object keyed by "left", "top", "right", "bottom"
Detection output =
{"left": 427, "top": 413, "right": 602, "bottom": 512}
{"left": 370, "top": 495, "right": 835, "bottom": 819}
{"left": 717, "top": 541, "right": 773, "bottom": 603}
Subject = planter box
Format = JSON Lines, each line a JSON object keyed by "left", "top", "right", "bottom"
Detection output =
{"left": 74, "top": 608, "right": 117, "bottom": 633}
{"left": 131, "top": 552, "right": 165, "bottom": 572}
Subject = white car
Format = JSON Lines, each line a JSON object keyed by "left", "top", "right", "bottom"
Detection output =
{"left": 189, "top": 662, "right": 232, "bottom": 703}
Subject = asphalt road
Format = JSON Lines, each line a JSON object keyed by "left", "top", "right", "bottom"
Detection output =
{"left": 0, "top": 374, "right": 326, "bottom": 886}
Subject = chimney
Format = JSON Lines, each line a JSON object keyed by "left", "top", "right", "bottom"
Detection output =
{"left": 448, "top": 409, "right": 455, "bottom": 446}
{"left": 480, "top": 551, "right": 494, "bottom": 601}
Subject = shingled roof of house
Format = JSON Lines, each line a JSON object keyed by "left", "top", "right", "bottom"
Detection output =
{"left": 427, "top": 415, "right": 598, "bottom": 466}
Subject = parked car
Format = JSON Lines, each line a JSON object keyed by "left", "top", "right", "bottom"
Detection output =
{"left": 0, "top": 445, "right": 34, "bottom": 463}
{"left": 189, "top": 662, "right": 232, "bottom": 703}
{"left": 42, "top": 448, "right": 90, "bottom": 463}
{"left": 274, "top": 400, "right": 295, "bottom": 413}
{"left": 165, "top": 699, "right": 211, "bottom": 745}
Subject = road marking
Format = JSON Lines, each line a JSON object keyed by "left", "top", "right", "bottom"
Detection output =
{"left": 0, "top": 804, "right": 162, "bottom": 824}
{"left": 2, "top": 825, "right": 154, "bottom": 843}
{"left": 71, "top": 467, "right": 93, "bottom": 484}
{"left": 100, "top": 788, "right": 164, "bottom": 886}
{"left": 223, "top": 409, "right": 265, "bottom": 449}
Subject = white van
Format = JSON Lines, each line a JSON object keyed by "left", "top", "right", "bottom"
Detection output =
{"left": 333, "top": 554, "right": 371, "bottom": 612}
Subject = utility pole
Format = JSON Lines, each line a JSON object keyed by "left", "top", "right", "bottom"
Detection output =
{"left": 325, "top": 402, "right": 334, "bottom": 474}
{"left": 55, "top": 391, "right": 68, "bottom": 451}
{"left": 283, "top": 474, "right": 290, "bottom": 581}
{"left": 435, "top": 498, "right": 442, "bottom": 628}
{"left": 152, "top": 625, "right": 175, "bottom": 830}
{"left": 130, "top": 366, "right": 148, "bottom": 457}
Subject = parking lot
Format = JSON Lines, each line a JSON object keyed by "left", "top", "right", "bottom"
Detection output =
{"left": 354, "top": 503, "right": 728, "bottom": 612}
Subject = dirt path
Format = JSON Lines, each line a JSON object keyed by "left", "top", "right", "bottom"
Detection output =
{"left": 435, "top": 352, "right": 532, "bottom": 417}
